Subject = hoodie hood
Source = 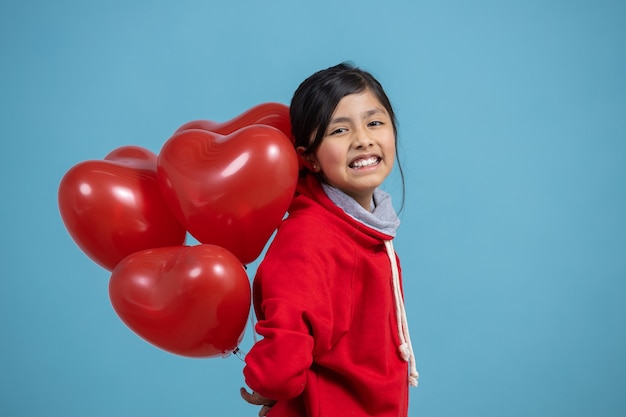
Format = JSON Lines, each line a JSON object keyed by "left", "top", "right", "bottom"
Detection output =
{"left": 294, "top": 173, "right": 400, "bottom": 240}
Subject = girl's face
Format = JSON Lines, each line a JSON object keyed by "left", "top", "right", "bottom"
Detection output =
{"left": 311, "top": 89, "right": 396, "bottom": 210}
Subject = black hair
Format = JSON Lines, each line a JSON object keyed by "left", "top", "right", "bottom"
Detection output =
{"left": 289, "top": 62, "right": 405, "bottom": 208}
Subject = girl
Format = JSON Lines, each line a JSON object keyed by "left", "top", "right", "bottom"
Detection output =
{"left": 241, "top": 62, "right": 418, "bottom": 416}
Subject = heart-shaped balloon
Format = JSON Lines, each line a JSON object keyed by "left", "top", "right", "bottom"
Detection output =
{"left": 157, "top": 125, "right": 298, "bottom": 264}
{"left": 175, "top": 102, "right": 292, "bottom": 141}
{"left": 109, "top": 244, "right": 250, "bottom": 357}
{"left": 58, "top": 146, "right": 186, "bottom": 271}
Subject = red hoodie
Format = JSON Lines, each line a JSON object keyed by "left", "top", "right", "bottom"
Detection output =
{"left": 243, "top": 174, "right": 410, "bottom": 416}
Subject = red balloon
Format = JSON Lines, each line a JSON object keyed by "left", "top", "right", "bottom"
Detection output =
{"left": 58, "top": 146, "right": 186, "bottom": 271}
{"left": 175, "top": 102, "right": 292, "bottom": 141}
{"left": 109, "top": 244, "right": 251, "bottom": 358}
{"left": 157, "top": 125, "right": 298, "bottom": 264}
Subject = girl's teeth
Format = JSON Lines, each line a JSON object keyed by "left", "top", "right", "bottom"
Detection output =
{"left": 351, "top": 157, "right": 379, "bottom": 168}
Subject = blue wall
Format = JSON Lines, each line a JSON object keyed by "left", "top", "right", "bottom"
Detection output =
{"left": 1, "top": 0, "right": 624, "bottom": 415}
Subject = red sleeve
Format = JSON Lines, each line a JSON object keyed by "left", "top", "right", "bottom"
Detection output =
{"left": 243, "top": 215, "right": 352, "bottom": 400}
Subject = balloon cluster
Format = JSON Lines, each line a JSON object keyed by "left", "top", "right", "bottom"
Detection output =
{"left": 58, "top": 103, "right": 299, "bottom": 358}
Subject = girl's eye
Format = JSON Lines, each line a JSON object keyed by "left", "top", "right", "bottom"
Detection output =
{"left": 329, "top": 127, "right": 347, "bottom": 135}
{"left": 368, "top": 120, "right": 383, "bottom": 127}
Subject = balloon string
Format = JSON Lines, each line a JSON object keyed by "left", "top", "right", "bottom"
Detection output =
{"left": 228, "top": 262, "right": 260, "bottom": 363}
{"left": 249, "top": 309, "right": 258, "bottom": 344}
{"left": 228, "top": 264, "right": 258, "bottom": 362}
{"left": 228, "top": 308, "right": 256, "bottom": 362}
{"left": 244, "top": 261, "right": 259, "bottom": 344}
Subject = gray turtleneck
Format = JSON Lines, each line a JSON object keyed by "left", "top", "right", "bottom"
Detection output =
{"left": 321, "top": 183, "right": 401, "bottom": 238}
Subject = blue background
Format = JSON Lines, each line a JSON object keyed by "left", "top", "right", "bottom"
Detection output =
{"left": 1, "top": 0, "right": 625, "bottom": 416}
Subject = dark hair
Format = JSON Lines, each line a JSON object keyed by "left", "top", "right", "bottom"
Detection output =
{"left": 290, "top": 62, "right": 405, "bottom": 207}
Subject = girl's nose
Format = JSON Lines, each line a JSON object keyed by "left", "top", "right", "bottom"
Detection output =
{"left": 352, "top": 128, "right": 373, "bottom": 148}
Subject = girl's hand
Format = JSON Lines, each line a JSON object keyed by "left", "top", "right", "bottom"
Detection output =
{"left": 240, "top": 387, "right": 276, "bottom": 416}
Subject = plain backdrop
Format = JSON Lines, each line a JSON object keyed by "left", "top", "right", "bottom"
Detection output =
{"left": 1, "top": 0, "right": 625, "bottom": 416}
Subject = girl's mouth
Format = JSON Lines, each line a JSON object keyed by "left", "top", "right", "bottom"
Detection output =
{"left": 349, "top": 156, "right": 381, "bottom": 169}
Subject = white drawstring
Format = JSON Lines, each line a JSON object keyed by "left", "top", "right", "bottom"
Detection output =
{"left": 384, "top": 240, "right": 419, "bottom": 387}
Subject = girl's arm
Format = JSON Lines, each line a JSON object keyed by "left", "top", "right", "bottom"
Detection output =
{"left": 242, "top": 216, "right": 344, "bottom": 400}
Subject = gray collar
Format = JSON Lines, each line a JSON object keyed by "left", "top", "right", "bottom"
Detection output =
{"left": 321, "top": 183, "right": 400, "bottom": 237}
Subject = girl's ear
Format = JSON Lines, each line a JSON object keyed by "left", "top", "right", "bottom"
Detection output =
{"left": 296, "top": 147, "right": 321, "bottom": 172}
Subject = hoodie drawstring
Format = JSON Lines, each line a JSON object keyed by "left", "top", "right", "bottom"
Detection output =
{"left": 384, "top": 240, "right": 419, "bottom": 387}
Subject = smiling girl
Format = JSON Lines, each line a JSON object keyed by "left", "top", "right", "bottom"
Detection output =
{"left": 241, "top": 63, "right": 418, "bottom": 416}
